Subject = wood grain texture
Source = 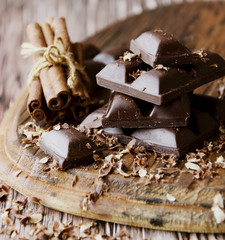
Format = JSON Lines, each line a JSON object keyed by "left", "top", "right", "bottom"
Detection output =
{"left": 0, "top": 0, "right": 225, "bottom": 239}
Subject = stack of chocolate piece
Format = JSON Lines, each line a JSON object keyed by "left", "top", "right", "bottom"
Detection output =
{"left": 89, "top": 30, "right": 225, "bottom": 158}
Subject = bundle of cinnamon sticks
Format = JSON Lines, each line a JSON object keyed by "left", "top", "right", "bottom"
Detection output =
{"left": 26, "top": 17, "right": 91, "bottom": 123}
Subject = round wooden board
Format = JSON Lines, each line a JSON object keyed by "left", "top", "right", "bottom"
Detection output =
{"left": 0, "top": 2, "right": 225, "bottom": 233}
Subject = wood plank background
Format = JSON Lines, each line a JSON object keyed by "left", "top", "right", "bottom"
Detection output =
{"left": 0, "top": 0, "right": 225, "bottom": 239}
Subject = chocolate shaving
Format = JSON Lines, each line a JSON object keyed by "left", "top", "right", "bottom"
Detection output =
{"left": 58, "top": 226, "right": 74, "bottom": 240}
{"left": 29, "top": 197, "right": 45, "bottom": 214}
{"left": 82, "top": 196, "right": 89, "bottom": 211}
{"left": 158, "top": 167, "right": 180, "bottom": 175}
{"left": 89, "top": 179, "right": 108, "bottom": 202}
{"left": 20, "top": 216, "right": 31, "bottom": 225}
{"left": 98, "top": 159, "right": 114, "bottom": 178}
{"left": 126, "top": 139, "right": 136, "bottom": 151}
{"left": 0, "top": 185, "right": 9, "bottom": 199}
{"left": 72, "top": 176, "right": 77, "bottom": 187}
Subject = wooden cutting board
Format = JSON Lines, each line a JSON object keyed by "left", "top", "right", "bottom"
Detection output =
{"left": 0, "top": 1, "right": 225, "bottom": 233}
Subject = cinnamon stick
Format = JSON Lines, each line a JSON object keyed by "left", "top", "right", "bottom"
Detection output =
{"left": 52, "top": 17, "right": 71, "bottom": 51}
{"left": 39, "top": 66, "right": 70, "bottom": 110}
{"left": 41, "top": 22, "right": 54, "bottom": 46}
{"left": 26, "top": 22, "right": 48, "bottom": 122}
{"left": 70, "top": 103, "right": 90, "bottom": 122}
{"left": 27, "top": 77, "right": 47, "bottom": 122}
{"left": 51, "top": 19, "right": 90, "bottom": 99}
{"left": 41, "top": 21, "right": 71, "bottom": 111}
{"left": 72, "top": 42, "right": 92, "bottom": 104}
{"left": 72, "top": 42, "right": 84, "bottom": 66}
{"left": 51, "top": 18, "right": 91, "bottom": 121}
{"left": 27, "top": 22, "right": 71, "bottom": 111}
{"left": 71, "top": 70, "right": 89, "bottom": 103}
{"left": 26, "top": 22, "right": 46, "bottom": 56}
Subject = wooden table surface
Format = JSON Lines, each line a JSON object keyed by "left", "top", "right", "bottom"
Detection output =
{"left": 0, "top": 0, "right": 225, "bottom": 239}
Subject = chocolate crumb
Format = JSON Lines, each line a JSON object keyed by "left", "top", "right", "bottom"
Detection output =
{"left": 122, "top": 51, "right": 139, "bottom": 61}
{"left": 210, "top": 64, "right": 218, "bottom": 68}
{"left": 58, "top": 226, "right": 74, "bottom": 239}
{"left": 82, "top": 196, "right": 89, "bottom": 211}
{"left": 126, "top": 139, "right": 136, "bottom": 151}
{"left": 85, "top": 143, "right": 92, "bottom": 149}
{"left": 29, "top": 197, "right": 45, "bottom": 214}
{"left": 129, "top": 69, "right": 144, "bottom": 80}
{"left": 155, "top": 64, "right": 170, "bottom": 71}
{"left": 166, "top": 193, "right": 176, "bottom": 202}
{"left": 0, "top": 185, "right": 9, "bottom": 199}
{"left": 15, "top": 170, "right": 22, "bottom": 177}
{"left": 29, "top": 213, "right": 43, "bottom": 224}
{"left": 53, "top": 123, "right": 62, "bottom": 130}
{"left": 20, "top": 216, "right": 31, "bottom": 225}
{"left": 72, "top": 176, "right": 77, "bottom": 187}
{"left": 62, "top": 123, "right": 70, "bottom": 129}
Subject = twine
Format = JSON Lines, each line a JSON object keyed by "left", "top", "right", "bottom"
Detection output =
{"left": 21, "top": 37, "right": 90, "bottom": 89}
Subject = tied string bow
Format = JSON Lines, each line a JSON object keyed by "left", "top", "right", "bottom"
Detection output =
{"left": 21, "top": 37, "right": 90, "bottom": 89}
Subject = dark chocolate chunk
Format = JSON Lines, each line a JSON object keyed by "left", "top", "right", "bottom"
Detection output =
{"left": 192, "top": 94, "right": 225, "bottom": 124}
{"left": 96, "top": 51, "right": 225, "bottom": 105}
{"left": 130, "top": 30, "right": 193, "bottom": 67}
{"left": 39, "top": 127, "right": 99, "bottom": 169}
{"left": 102, "top": 92, "right": 191, "bottom": 128}
{"left": 103, "top": 110, "right": 219, "bottom": 158}
{"left": 93, "top": 44, "right": 129, "bottom": 65}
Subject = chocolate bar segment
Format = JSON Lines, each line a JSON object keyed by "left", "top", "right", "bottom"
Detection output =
{"left": 39, "top": 127, "right": 99, "bottom": 169}
{"left": 81, "top": 93, "right": 225, "bottom": 129}
{"left": 96, "top": 51, "right": 225, "bottom": 105}
{"left": 102, "top": 92, "right": 191, "bottom": 128}
{"left": 130, "top": 30, "right": 193, "bottom": 67}
{"left": 97, "top": 57, "right": 150, "bottom": 85}
{"left": 103, "top": 110, "right": 219, "bottom": 158}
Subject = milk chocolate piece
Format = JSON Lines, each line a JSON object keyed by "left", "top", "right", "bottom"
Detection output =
{"left": 130, "top": 30, "right": 193, "bottom": 67}
{"left": 192, "top": 94, "right": 225, "bottom": 124}
{"left": 102, "top": 92, "right": 191, "bottom": 128}
{"left": 96, "top": 51, "right": 225, "bottom": 105}
{"left": 103, "top": 111, "right": 219, "bottom": 158}
{"left": 93, "top": 44, "right": 129, "bottom": 65}
{"left": 39, "top": 127, "right": 99, "bottom": 169}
